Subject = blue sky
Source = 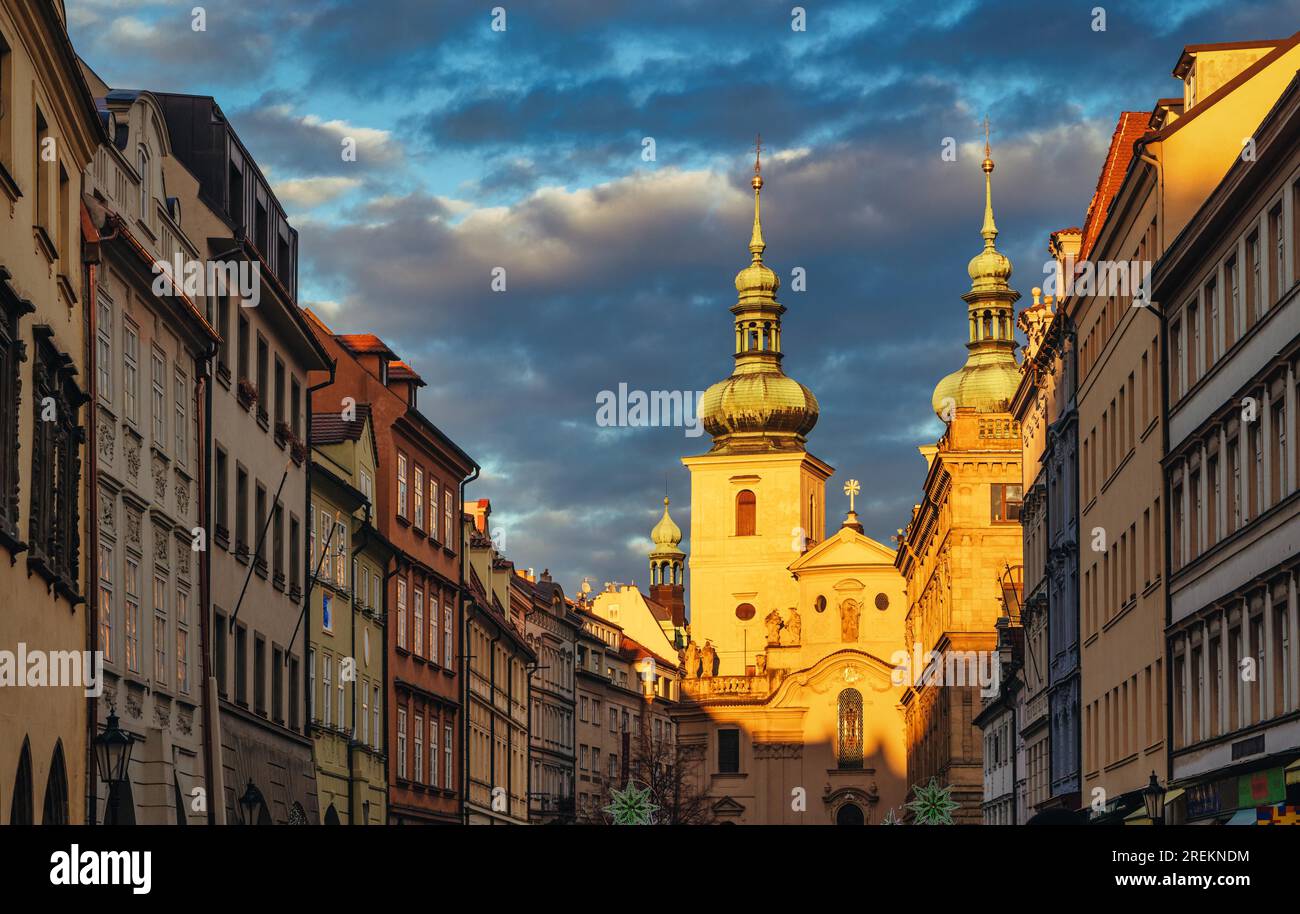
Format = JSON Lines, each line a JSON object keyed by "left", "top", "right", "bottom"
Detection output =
{"left": 69, "top": 0, "right": 1300, "bottom": 597}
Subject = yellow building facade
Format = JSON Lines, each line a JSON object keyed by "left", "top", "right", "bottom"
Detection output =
{"left": 673, "top": 151, "right": 909, "bottom": 824}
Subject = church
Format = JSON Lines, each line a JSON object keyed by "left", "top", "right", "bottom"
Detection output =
{"left": 670, "top": 149, "right": 911, "bottom": 825}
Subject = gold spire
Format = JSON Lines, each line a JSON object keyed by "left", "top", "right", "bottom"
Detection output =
{"left": 749, "top": 133, "right": 765, "bottom": 260}
{"left": 980, "top": 116, "right": 998, "bottom": 248}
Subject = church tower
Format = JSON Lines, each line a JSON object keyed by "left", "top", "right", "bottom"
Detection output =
{"left": 682, "top": 145, "right": 834, "bottom": 676}
{"left": 648, "top": 496, "right": 686, "bottom": 628}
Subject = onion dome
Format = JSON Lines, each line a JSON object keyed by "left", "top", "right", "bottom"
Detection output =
{"left": 650, "top": 497, "right": 684, "bottom": 556}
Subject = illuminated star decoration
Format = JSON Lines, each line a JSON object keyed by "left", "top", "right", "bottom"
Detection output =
{"left": 880, "top": 807, "right": 904, "bottom": 825}
{"left": 906, "top": 777, "right": 959, "bottom": 825}
{"left": 604, "top": 782, "right": 660, "bottom": 825}
{"left": 843, "top": 478, "right": 861, "bottom": 512}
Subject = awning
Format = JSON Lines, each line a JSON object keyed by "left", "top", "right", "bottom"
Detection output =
{"left": 1286, "top": 757, "right": 1300, "bottom": 786}
{"left": 1123, "top": 787, "right": 1184, "bottom": 823}
{"left": 1224, "top": 809, "right": 1257, "bottom": 826}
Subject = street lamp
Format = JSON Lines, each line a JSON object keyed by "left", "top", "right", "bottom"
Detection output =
{"left": 94, "top": 710, "right": 134, "bottom": 825}
{"left": 1142, "top": 771, "right": 1167, "bottom": 825}
{"left": 239, "top": 779, "right": 264, "bottom": 825}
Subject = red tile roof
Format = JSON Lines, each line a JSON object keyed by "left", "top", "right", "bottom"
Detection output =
{"left": 310, "top": 403, "right": 372, "bottom": 445}
{"left": 388, "top": 359, "right": 425, "bottom": 386}
{"left": 337, "top": 333, "right": 397, "bottom": 359}
{"left": 1079, "top": 111, "right": 1151, "bottom": 261}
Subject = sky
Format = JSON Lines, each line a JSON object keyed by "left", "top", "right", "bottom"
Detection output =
{"left": 69, "top": 0, "right": 1300, "bottom": 598}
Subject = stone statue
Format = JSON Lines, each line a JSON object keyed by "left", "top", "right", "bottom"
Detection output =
{"left": 700, "top": 640, "right": 717, "bottom": 678}
{"left": 683, "top": 640, "right": 701, "bottom": 679}
{"left": 764, "top": 609, "right": 784, "bottom": 646}
{"left": 754, "top": 652, "right": 767, "bottom": 676}
{"left": 840, "top": 598, "right": 861, "bottom": 642}
{"left": 783, "top": 607, "right": 801, "bottom": 645}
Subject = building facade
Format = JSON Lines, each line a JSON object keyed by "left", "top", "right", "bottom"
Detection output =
{"left": 308, "top": 404, "right": 394, "bottom": 824}
{"left": 898, "top": 145, "right": 1024, "bottom": 824}
{"left": 81, "top": 77, "right": 219, "bottom": 824}
{"left": 1068, "top": 35, "right": 1300, "bottom": 821}
{"left": 462, "top": 499, "right": 532, "bottom": 825}
{"left": 1156, "top": 69, "right": 1300, "bottom": 824}
{"left": 518, "top": 569, "right": 578, "bottom": 823}
{"left": 303, "top": 310, "right": 477, "bottom": 824}
{"left": 0, "top": 0, "right": 101, "bottom": 826}
{"left": 156, "top": 91, "right": 328, "bottom": 824}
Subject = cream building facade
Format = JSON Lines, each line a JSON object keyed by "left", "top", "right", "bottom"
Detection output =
{"left": 1067, "top": 33, "right": 1300, "bottom": 821}
{"left": 0, "top": 0, "right": 101, "bottom": 825}
{"left": 672, "top": 152, "right": 908, "bottom": 825}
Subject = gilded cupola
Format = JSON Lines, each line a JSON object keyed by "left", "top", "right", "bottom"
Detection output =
{"left": 931, "top": 123, "right": 1022, "bottom": 420}
{"left": 699, "top": 141, "right": 820, "bottom": 453}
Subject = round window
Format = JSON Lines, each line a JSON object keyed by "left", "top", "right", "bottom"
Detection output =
{"left": 735, "top": 603, "right": 756, "bottom": 621}
{"left": 814, "top": 595, "right": 827, "bottom": 613}
{"left": 875, "top": 593, "right": 889, "bottom": 611}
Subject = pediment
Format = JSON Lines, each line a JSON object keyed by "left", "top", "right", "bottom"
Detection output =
{"left": 711, "top": 796, "right": 745, "bottom": 817}
{"left": 789, "top": 526, "right": 897, "bottom": 576}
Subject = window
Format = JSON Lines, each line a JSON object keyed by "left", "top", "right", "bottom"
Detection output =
{"left": 290, "top": 377, "right": 301, "bottom": 439}
{"left": 322, "top": 654, "right": 332, "bottom": 727}
{"left": 176, "top": 589, "right": 190, "bottom": 694}
{"left": 444, "top": 486, "right": 454, "bottom": 546}
{"left": 735, "top": 490, "right": 756, "bottom": 536}
{"left": 414, "top": 714, "right": 425, "bottom": 782}
{"left": 0, "top": 280, "right": 22, "bottom": 540}
{"left": 1247, "top": 232, "right": 1260, "bottom": 327}
{"left": 28, "top": 331, "right": 85, "bottom": 589}
{"left": 1226, "top": 256, "right": 1239, "bottom": 349}
{"left": 413, "top": 588, "right": 424, "bottom": 656}
{"left": 397, "top": 708, "right": 407, "bottom": 779}
{"left": 308, "top": 648, "right": 316, "bottom": 721}
{"left": 718, "top": 728, "right": 740, "bottom": 774}
{"left": 217, "top": 295, "right": 231, "bottom": 373}
{"left": 288, "top": 655, "right": 300, "bottom": 730}
{"left": 397, "top": 454, "right": 408, "bottom": 518}
{"left": 256, "top": 335, "right": 268, "bottom": 422}
{"left": 322, "top": 592, "right": 333, "bottom": 633}
{"left": 271, "top": 646, "right": 283, "bottom": 723}
{"left": 237, "top": 313, "right": 249, "bottom": 381}
{"left": 127, "top": 560, "right": 143, "bottom": 667}
{"left": 430, "top": 715, "right": 439, "bottom": 785}
{"left": 97, "top": 542, "right": 114, "bottom": 663}
{"left": 372, "top": 685, "right": 381, "bottom": 750}
{"left": 429, "top": 594, "right": 439, "bottom": 662}
{"left": 120, "top": 319, "right": 138, "bottom": 423}
{"left": 991, "top": 483, "right": 1023, "bottom": 522}
{"left": 254, "top": 635, "right": 266, "bottom": 715}
{"left": 289, "top": 515, "right": 300, "bottom": 592}
{"left": 174, "top": 368, "right": 187, "bottom": 467}
{"left": 361, "top": 681, "right": 369, "bottom": 745}
{"left": 337, "top": 658, "right": 345, "bottom": 733}
{"left": 151, "top": 347, "right": 166, "bottom": 447}
{"left": 1270, "top": 204, "right": 1285, "bottom": 304}
{"left": 215, "top": 448, "right": 228, "bottom": 536}
{"left": 214, "top": 610, "right": 227, "bottom": 697}
{"left": 334, "top": 520, "right": 346, "bottom": 586}
{"left": 397, "top": 577, "right": 408, "bottom": 648}
{"left": 318, "top": 509, "right": 331, "bottom": 582}
{"left": 429, "top": 482, "right": 439, "bottom": 542}
{"left": 273, "top": 357, "right": 284, "bottom": 431}
{"left": 414, "top": 466, "right": 424, "bottom": 528}
{"left": 255, "top": 483, "right": 267, "bottom": 570}
{"left": 445, "top": 723, "right": 453, "bottom": 788}
{"left": 97, "top": 294, "right": 113, "bottom": 404}
{"left": 444, "top": 601, "right": 453, "bottom": 667}
{"left": 234, "top": 623, "right": 248, "bottom": 706}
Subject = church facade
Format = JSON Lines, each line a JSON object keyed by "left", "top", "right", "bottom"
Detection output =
{"left": 672, "top": 151, "right": 909, "bottom": 825}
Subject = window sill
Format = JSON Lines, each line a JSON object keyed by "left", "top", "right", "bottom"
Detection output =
{"left": 32, "top": 225, "right": 57, "bottom": 265}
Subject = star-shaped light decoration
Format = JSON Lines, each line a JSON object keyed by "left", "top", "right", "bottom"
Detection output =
{"left": 906, "top": 777, "right": 959, "bottom": 825}
{"left": 604, "top": 781, "right": 660, "bottom": 825}
{"left": 880, "top": 807, "right": 905, "bottom": 825}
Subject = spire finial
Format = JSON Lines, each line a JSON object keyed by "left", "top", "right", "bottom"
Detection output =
{"left": 980, "top": 116, "right": 997, "bottom": 248}
{"left": 749, "top": 134, "right": 766, "bottom": 260}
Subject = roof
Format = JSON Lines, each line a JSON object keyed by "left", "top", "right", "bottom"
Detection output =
{"left": 1079, "top": 111, "right": 1150, "bottom": 260}
{"left": 337, "top": 333, "right": 398, "bottom": 359}
{"left": 310, "top": 403, "right": 372, "bottom": 445}
{"left": 1173, "top": 38, "right": 1284, "bottom": 77}
{"left": 389, "top": 359, "right": 426, "bottom": 386}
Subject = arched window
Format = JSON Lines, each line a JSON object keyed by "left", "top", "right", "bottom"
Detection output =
{"left": 42, "top": 740, "right": 68, "bottom": 825}
{"left": 10, "top": 738, "right": 33, "bottom": 824}
{"left": 837, "top": 688, "right": 864, "bottom": 770}
{"left": 735, "top": 490, "right": 756, "bottom": 536}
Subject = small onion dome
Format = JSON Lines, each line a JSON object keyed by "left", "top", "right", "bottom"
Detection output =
{"left": 650, "top": 497, "right": 684, "bottom": 555}
{"left": 931, "top": 354, "right": 1021, "bottom": 418}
